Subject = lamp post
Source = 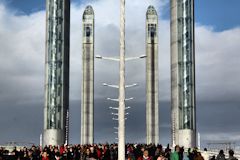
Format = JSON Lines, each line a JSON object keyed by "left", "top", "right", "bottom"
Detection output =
{"left": 95, "top": 0, "right": 145, "bottom": 158}
{"left": 96, "top": 55, "right": 146, "bottom": 62}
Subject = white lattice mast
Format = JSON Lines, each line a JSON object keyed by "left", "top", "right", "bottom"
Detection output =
{"left": 96, "top": 0, "right": 146, "bottom": 158}
{"left": 118, "top": 0, "right": 126, "bottom": 159}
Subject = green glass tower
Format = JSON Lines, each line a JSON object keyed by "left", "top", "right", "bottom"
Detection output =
{"left": 170, "top": 0, "right": 196, "bottom": 148}
{"left": 43, "top": 0, "right": 70, "bottom": 146}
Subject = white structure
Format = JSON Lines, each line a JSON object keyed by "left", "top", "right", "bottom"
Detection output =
{"left": 170, "top": 0, "right": 196, "bottom": 148}
{"left": 118, "top": 0, "right": 126, "bottom": 159}
{"left": 43, "top": 0, "right": 70, "bottom": 146}
{"left": 198, "top": 132, "right": 201, "bottom": 149}
{"left": 81, "top": 6, "right": 95, "bottom": 145}
{"left": 146, "top": 6, "right": 159, "bottom": 145}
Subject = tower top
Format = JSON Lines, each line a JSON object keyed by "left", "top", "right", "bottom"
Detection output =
{"left": 146, "top": 6, "right": 157, "bottom": 16}
{"left": 83, "top": 5, "right": 94, "bottom": 19}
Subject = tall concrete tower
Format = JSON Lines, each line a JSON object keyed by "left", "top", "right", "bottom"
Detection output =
{"left": 170, "top": 0, "right": 196, "bottom": 148}
{"left": 146, "top": 6, "right": 159, "bottom": 145}
{"left": 43, "top": 0, "right": 70, "bottom": 146}
{"left": 81, "top": 6, "right": 94, "bottom": 145}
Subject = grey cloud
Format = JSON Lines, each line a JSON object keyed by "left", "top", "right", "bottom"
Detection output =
{"left": 195, "top": 26, "right": 240, "bottom": 102}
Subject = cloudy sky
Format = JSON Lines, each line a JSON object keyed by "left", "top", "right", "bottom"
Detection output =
{"left": 0, "top": 0, "right": 240, "bottom": 148}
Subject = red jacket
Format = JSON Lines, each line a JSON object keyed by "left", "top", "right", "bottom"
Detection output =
{"left": 42, "top": 157, "right": 50, "bottom": 160}
{"left": 137, "top": 156, "right": 152, "bottom": 160}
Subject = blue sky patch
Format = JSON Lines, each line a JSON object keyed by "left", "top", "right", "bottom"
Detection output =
{"left": 4, "top": 0, "right": 240, "bottom": 31}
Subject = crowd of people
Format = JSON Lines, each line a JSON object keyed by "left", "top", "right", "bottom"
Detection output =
{"left": 0, "top": 143, "right": 238, "bottom": 160}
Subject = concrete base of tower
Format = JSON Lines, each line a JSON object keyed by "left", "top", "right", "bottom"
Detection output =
{"left": 43, "top": 129, "right": 64, "bottom": 146}
{"left": 178, "top": 129, "right": 196, "bottom": 148}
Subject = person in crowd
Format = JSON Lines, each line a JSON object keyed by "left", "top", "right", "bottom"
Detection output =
{"left": 155, "top": 145, "right": 163, "bottom": 160}
{"left": 55, "top": 152, "right": 62, "bottom": 160}
{"left": 25, "top": 149, "right": 37, "bottom": 160}
{"left": 67, "top": 147, "right": 74, "bottom": 160}
{"left": 179, "top": 147, "right": 185, "bottom": 160}
{"left": 193, "top": 150, "right": 204, "bottom": 160}
{"left": 216, "top": 150, "right": 225, "bottom": 160}
{"left": 182, "top": 149, "right": 190, "bottom": 160}
{"left": 127, "top": 145, "right": 136, "bottom": 160}
{"left": 136, "top": 146, "right": 146, "bottom": 159}
{"left": 157, "top": 153, "right": 166, "bottom": 160}
{"left": 210, "top": 155, "right": 216, "bottom": 160}
{"left": 102, "top": 145, "right": 111, "bottom": 160}
{"left": 1, "top": 143, "right": 239, "bottom": 160}
{"left": 148, "top": 144, "right": 156, "bottom": 158}
{"left": 202, "top": 148, "right": 209, "bottom": 160}
{"left": 41, "top": 150, "right": 49, "bottom": 160}
{"left": 188, "top": 148, "right": 194, "bottom": 160}
{"left": 137, "top": 149, "right": 152, "bottom": 160}
{"left": 82, "top": 147, "right": 93, "bottom": 160}
{"left": 170, "top": 145, "right": 180, "bottom": 160}
{"left": 164, "top": 144, "right": 172, "bottom": 160}
{"left": 228, "top": 149, "right": 238, "bottom": 160}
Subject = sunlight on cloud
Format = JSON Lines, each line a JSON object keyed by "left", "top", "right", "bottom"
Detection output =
{"left": 0, "top": 0, "right": 239, "bottom": 105}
